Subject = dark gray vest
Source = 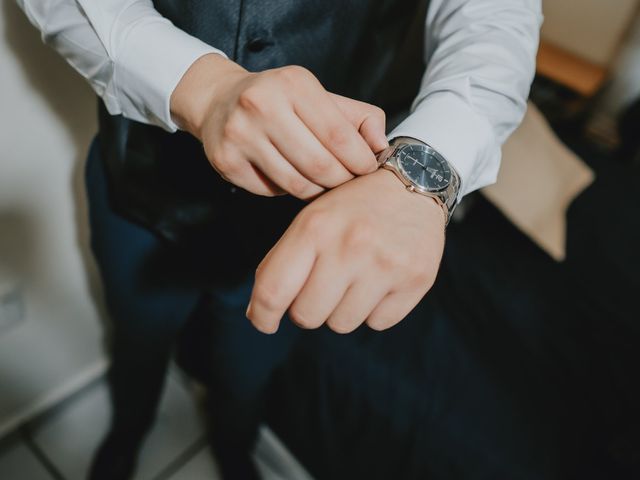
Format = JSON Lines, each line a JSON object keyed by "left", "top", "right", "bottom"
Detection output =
{"left": 98, "top": 0, "right": 428, "bottom": 269}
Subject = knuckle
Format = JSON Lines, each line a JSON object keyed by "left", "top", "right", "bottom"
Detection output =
{"left": 352, "top": 154, "right": 377, "bottom": 175}
{"left": 342, "top": 220, "right": 374, "bottom": 252}
{"left": 211, "top": 144, "right": 238, "bottom": 175}
{"left": 280, "top": 65, "right": 312, "bottom": 83}
{"left": 326, "top": 125, "right": 350, "bottom": 147}
{"left": 286, "top": 176, "right": 313, "bottom": 198}
{"left": 326, "top": 319, "right": 356, "bottom": 334}
{"left": 262, "top": 189, "right": 281, "bottom": 198}
{"left": 288, "top": 306, "right": 319, "bottom": 329}
{"left": 203, "top": 141, "right": 216, "bottom": 164}
{"left": 210, "top": 145, "right": 229, "bottom": 171}
{"left": 408, "top": 254, "right": 433, "bottom": 279}
{"left": 307, "top": 157, "right": 334, "bottom": 179}
{"left": 222, "top": 159, "right": 242, "bottom": 178}
{"left": 374, "top": 248, "right": 400, "bottom": 272}
{"left": 372, "top": 105, "right": 386, "bottom": 121}
{"left": 414, "top": 268, "right": 435, "bottom": 289}
{"left": 396, "top": 249, "right": 415, "bottom": 269}
{"left": 367, "top": 317, "right": 392, "bottom": 332}
{"left": 238, "top": 87, "right": 262, "bottom": 111}
{"left": 222, "top": 116, "right": 244, "bottom": 141}
{"left": 251, "top": 282, "right": 284, "bottom": 313}
{"left": 288, "top": 177, "right": 324, "bottom": 199}
{"left": 402, "top": 261, "right": 434, "bottom": 290}
{"left": 298, "top": 208, "right": 331, "bottom": 236}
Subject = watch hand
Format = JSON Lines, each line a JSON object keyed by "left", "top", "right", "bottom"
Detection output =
{"left": 411, "top": 156, "right": 426, "bottom": 168}
{"left": 407, "top": 155, "right": 420, "bottom": 166}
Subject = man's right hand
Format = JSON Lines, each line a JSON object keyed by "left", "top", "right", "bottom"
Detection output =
{"left": 170, "top": 54, "right": 388, "bottom": 199}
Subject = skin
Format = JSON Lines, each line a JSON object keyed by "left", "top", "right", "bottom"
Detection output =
{"left": 248, "top": 168, "right": 446, "bottom": 334}
{"left": 171, "top": 53, "right": 446, "bottom": 334}
{"left": 171, "top": 53, "right": 389, "bottom": 199}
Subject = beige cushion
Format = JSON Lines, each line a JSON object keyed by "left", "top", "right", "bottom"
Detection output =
{"left": 482, "top": 103, "right": 594, "bottom": 261}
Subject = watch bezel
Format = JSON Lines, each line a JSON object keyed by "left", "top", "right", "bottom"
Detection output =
{"left": 376, "top": 137, "right": 461, "bottom": 226}
{"left": 393, "top": 143, "right": 452, "bottom": 194}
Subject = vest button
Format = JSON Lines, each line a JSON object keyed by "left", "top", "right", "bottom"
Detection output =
{"left": 246, "top": 38, "right": 272, "bottom": 53}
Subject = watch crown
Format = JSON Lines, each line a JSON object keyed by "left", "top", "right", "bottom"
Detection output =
{"left": 376, "top": 144, "right": 396, "bottom": 166}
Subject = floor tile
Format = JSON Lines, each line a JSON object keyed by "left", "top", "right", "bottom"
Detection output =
{"left": 0, "top": 438, "right": 53, "bottom": 480}
{"left": 167, "top": 447, "right": 221, "bottom": 480}
{"left": 254, "top": 426, "right": 314, "bottom": 480}
{"left": 30, "top": 375, "right": 205, "bottom": 480}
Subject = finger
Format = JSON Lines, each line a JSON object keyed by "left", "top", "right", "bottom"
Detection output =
{"left": 265, "top": 110, "right": 354, "bottom": 188}
{"left": 210, "top": 143, "right": 285, "bottom": 196}
{"left": 325, "top": 280, "right": 389, "bottom": 334}
{"left": 247, "top": 225, "right": 317, "bottom": 334}
{"left": 365, "top": 289, "right": 425, "bottom": 331}
{"left": 249, "top": 165, "right": 287, "bottom": 196}
{"left": 293, "top": 91, "right": 379, "bottom": 175}
{"left": 288, "top": 253, "right": 353, "bottom": 329}
{"left": 222, "top": 162, "right": 286, "bottom": 197}
{"left": 329, "top": 93, "right": 389, "bottom": 154}
{"left": 249, "top": 138, "right": 325, "bottom": 200}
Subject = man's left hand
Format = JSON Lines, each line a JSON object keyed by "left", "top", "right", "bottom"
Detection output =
{"left": 246, "top": 167, "right": 446, "bottom": 334}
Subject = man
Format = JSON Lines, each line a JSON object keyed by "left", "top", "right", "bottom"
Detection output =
{"left": 18, "top": 0, "right": 542, "bottom": 478}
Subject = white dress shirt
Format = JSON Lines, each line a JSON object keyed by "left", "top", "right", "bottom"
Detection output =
{"left": 17, "top": 0, "right": 542, "bottom": 197}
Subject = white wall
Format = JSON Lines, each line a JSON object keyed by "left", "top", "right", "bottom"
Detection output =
{"left": 541, "top": 0, "right": 640, "bottom": 66}
{"left": 598, "top": 13, "right": 640, "bottom": 117}
{"left": 540, "top": 0, "right": 640, "bottom": 132}
{"left": 0, "top": 0, "right": 105, "bottom": 435}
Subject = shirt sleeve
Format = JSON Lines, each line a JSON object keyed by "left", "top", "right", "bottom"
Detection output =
{"left": 16, "top": 0, "right": 226, "bottom": 131}
{"left": 388, "top": 0, "right": 543, "bottom": 197}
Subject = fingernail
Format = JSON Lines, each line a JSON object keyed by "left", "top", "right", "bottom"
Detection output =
{"left": 262, "top": 323, "right": 279, "bottom": 335}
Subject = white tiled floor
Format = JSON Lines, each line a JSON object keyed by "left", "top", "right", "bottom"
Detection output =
{"left": 168, "top": 448, "right": 222, "bottom": 480}
{"left": 0, "top": 437, "right": 53, "bottom": 480}
{"left": 0, "top": 371, "right": 313, "bottom": 480}
{"left": 254, "top": 427, "right": 313, "bottom": 480}
{"left": 29, "top": 373, "right": 205, "bottom": 480}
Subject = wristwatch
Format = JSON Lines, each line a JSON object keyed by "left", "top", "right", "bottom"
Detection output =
{"left": 376, "top": 137, "right": 461, "bottom": 225}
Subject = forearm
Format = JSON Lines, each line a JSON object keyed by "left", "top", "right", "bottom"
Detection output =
{"left": 390, "top": 0, "right": 543, "bottom": 197}
{"left": 170, "top": 53, "right": 247, "bottom": 138}
{"left": 17, "top": 0, "right": 226, "bottom": 131}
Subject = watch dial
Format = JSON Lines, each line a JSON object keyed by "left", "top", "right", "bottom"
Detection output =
{"left": 397, "top": 144, "right": 451, "bottom": 192}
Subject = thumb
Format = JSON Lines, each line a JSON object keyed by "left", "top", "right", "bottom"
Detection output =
{"left": 329, "top": 93, "right": 389, "bottom": 154}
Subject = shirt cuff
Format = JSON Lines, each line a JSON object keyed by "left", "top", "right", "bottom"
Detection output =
{"left": 388, "top": 91, "right": 501, "bottom": 198}
{"left": 113, "top": 18, "right": 227, "bottom": 132}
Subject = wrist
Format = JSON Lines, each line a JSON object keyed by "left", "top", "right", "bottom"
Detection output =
{"left": 170, "top": 53, "right": 247, "bottom": 138}
{"left": 372, "top": 168, "right": 447, "bottom": 228}
{"left": 378, "top": 136, "right": 459, "bottom": 226}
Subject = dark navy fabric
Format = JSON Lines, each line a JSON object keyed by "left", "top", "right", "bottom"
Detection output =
{"left": 86, "top": 138, "right": 201, "bottom": 438}
{"left": 91, "top": 136, "right": 574, "bottom": 479}
{"left": 86, "top": 138, "right": 300, "bottom": 446}
{"left": 266, "top": 199, "right": 583, "bottom": 479}
{"left": 86, "top": 138, "right": 640, "bottom": 479}
{"left": 98, "top": 0, "right": 429, "bottom": 256}
{"left": 266, "top": 187, "right": 640, "bottom": 479}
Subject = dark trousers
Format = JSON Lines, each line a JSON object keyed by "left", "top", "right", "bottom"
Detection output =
{"left": 85, "top": 138, "right": 299, "bottom": 451}
{"left": 85, "top": 134, "right": 640, "bottom": 479}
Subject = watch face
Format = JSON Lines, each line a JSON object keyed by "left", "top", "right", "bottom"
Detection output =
{"left": 396, "top": 144, "right": 451, "bottom": 192}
